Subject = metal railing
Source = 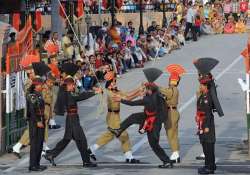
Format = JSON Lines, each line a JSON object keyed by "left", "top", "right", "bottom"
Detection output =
{"left": 32, "top": 2, "right": 177, "bottom": 15}
{"left": 90, "top": 3, "right": 177, "bottom": 14}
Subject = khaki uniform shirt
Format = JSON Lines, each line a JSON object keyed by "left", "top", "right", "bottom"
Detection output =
{"left": 42, "top": 84, "right": 53, "bottom": 120}
{"left": 160, "top": 86, "right": 179, "bottom": 107}
{"left": 106, "top": 90, "right": 127, "bottom": 129}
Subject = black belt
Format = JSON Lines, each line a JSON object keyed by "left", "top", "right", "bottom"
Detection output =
{"left": 108, "top": 109, "right": 120, "bottom": 113}
{"left": 68, "top": 112, "right": 78, "bottom": 116}
{"left": 168, "top": 106, "right": 177, "bottom": 110}
{"left": 45, "top": 103, "right": 51, "bottom": 106}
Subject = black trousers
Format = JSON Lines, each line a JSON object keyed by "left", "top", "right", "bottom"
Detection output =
{"left": 29, "top": 124, "right": 44, "bottom": 168}
{"left": 201, "top": 142, "right": 215, "bottom": 170}
{"left": 184, "top": 22, "right": 197, "bottom": 41}
{"left": 120, "top": 112, "right": 170, "bottom": 163}
{"left": 49, "top": 131, "right": 90, "bottom": 163}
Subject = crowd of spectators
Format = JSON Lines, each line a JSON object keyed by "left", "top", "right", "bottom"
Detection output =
{"left": 33, "top": 0, "right": 249, "bottom": 92}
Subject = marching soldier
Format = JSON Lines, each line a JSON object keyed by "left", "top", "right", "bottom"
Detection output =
{"left": 44, "top": 63, "right": 102, "bottom": 168}
{"left": 42, "top": 73, "right": 56, "bottom": 153}
{"left": 109, "top": 68, "right": 173, "bottom": 168}
{"left": 159, "top": 64, "right": 186, "bottom": 163}
{"left": 89, "top": 71, "right": 141, "bottom": 163}
{"left": 193, "top": 58, "right": 224, "bottom": 174}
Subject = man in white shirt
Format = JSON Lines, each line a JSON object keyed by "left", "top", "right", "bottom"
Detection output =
{"left": 61, "top": 30, "right": 75, "bottom": 60}
{"left": 184, "top": 1, "right": 197, "bottom": 41}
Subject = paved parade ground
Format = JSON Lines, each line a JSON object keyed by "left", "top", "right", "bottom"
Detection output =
{"left": 1, "top": 33, "right": 250, "bottom": 175}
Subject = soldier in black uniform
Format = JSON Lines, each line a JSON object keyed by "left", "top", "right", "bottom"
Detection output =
{"left": 109, "top": 68, "right": 173, "bottom": 168}
{"left": 196, "top": 82, "right": 216, "bottom": 174}
{"left": 27, "top": 62, "right": 51, "bottom": 172}
{"left": 26, "top": 62, "right": 49, "bottom": 171}
{"left": 193, "top": 58, "right": 224, "bottom": 174}
{"left": 45, "top": 63, "right": 102, "bottom": 167}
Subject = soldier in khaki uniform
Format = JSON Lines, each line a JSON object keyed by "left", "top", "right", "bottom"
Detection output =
{"left": 41, "top": 73, "right": 56, "bottom": 151}
{"left": 89, "top": 72, "right": 141, "bottom": 163}
{"left": 159, "top": 64, "right": 186, "bottom": 163}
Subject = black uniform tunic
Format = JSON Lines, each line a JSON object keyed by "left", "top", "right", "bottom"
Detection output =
{"left": 63, "top": 91, "right": 95, "bottom": 139}
{"left": 49, "top": 91, "right": 95, "bottom": 163}
{"left": 197, "top": 91, "right": 216, "bottom": 170}
{"left": 119, "top": 92, "right": 171, "bottom": 163}
{"left": 26, "top": 91, "right": 45, "bottom": 168}
{"left": 197, "top": 92, "right": 216, "bottom": 143}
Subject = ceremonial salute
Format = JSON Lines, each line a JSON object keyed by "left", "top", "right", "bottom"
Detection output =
{"left": 159, "top": 64, "right": 186, "bottom": 163}
{"left": 89, "top": 71, "right": 141, "bottom": 163}
{"left": 27, "top": 62, "right": 51, "bottom": 172}
{"left": 45, "top": 63, "right": 102, "bottom": 168}
{"left": 109, "top": 68, "right": 173, "bottom": 168}
{"left": 193, "top": 58, "right": 224, "bottom": 174}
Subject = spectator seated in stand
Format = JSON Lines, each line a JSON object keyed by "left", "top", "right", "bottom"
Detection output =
{"left": 201, "top": 19, "right": 214, "bottom": 35}
{"left": 211, "top": 15, "right": 224, "bottom": 34}
{"left": 224, "top": 15, "right": 235, "bottom": 34}
{"left": 82, "top": 68, "right": 95, "bottom": 91}
{"left": 235, "top": 16, "right": 246, "bottom": 33}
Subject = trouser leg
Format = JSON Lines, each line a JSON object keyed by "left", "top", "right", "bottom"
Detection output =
{"left": 74, "top": 131, "right": 90, "bottom": 163}
{"left": 29, "top": 127, "right": 37, "bottom": 168}
{"left": 191, "top": 26, "right": 197, "bottom": 41}
{"left": 206, "top": 143, "right": 215, "bottom": 170}
{"left": 120, "top": 112, "right": 146, "bottom": 132}
{"left": 96, "top": 131, "right": 115, "bottom": 147}
{"left": 165, "top": 110, "right": 180, "bottom": 152}
{"left": 36, "top": 128, "right": 45, "bottom": 166}
{"left": 118, "top": 131, "right": 132, "bottom": 153}
{"left": 50, "top": 138, "right": 71, "bottom": 158}
{"left": 147, "top": 122, "right": 170, "bottom": 163}
{"left": 184, "top": 23, "right": 191, "bottom": 39}
{"left": 19, "top": 128, "right": 30, "bottom": 146}
{"left": 202, "top": 142, "right": 208, "bottom": 167}
{"left": 44, "top": 120, "right": 49, "bottom": 143}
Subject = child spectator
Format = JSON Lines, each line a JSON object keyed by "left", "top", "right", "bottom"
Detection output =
{"left": 195, "top": 15, "right": 202, "bottom": 37}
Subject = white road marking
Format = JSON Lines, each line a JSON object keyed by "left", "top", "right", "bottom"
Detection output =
{"left": 3, "top": 56, "right": 243, "bottom": 173}
{"left": 132, "top": 55, "right": 243, "bottom": 153}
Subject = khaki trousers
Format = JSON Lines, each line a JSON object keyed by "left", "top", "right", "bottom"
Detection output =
{"left": 164, "top": 109, "right": 180, "bottom": 152}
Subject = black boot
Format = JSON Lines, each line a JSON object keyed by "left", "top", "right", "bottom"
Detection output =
{"left": 49, "top": 124, "right": 61, "bottom": 129}
{"left": 198, "top": 167, "right": 214, "bottom": 174}
{"left": 38, "top": 165, "right": 47, "bottom": 171}
{"left": 158, "top": 162, "right": 173, "bottom": 168}
{"left": 44, "top": 154, "right": 56, "bottom": 166}
{"left": 13, "top": 151, "right": 22, "bottom": 159}
{"left": 107, "top": 127, "right": 122, "bottom": 138}
{"left": 29, "top": 166, "right": 44, "bottom": 172}
{"left": 87, "top": 148, "right": 97, "bottom": 161}
{"left": 83, "top": 162, "right": 97, "bottom": 168}
{"left": 126, "top": 158, "right": 140, "bottom": 164}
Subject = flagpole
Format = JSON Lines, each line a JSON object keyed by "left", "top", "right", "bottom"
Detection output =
{"left": 247, "top": 36, "right": 250, "bottom": 157}
{"left": 98, "top": 0, "right": 102, "bottom": 26}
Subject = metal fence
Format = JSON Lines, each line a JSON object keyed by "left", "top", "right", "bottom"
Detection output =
{"left": 34, "top": 2, "right": 177, "bottom": 15}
